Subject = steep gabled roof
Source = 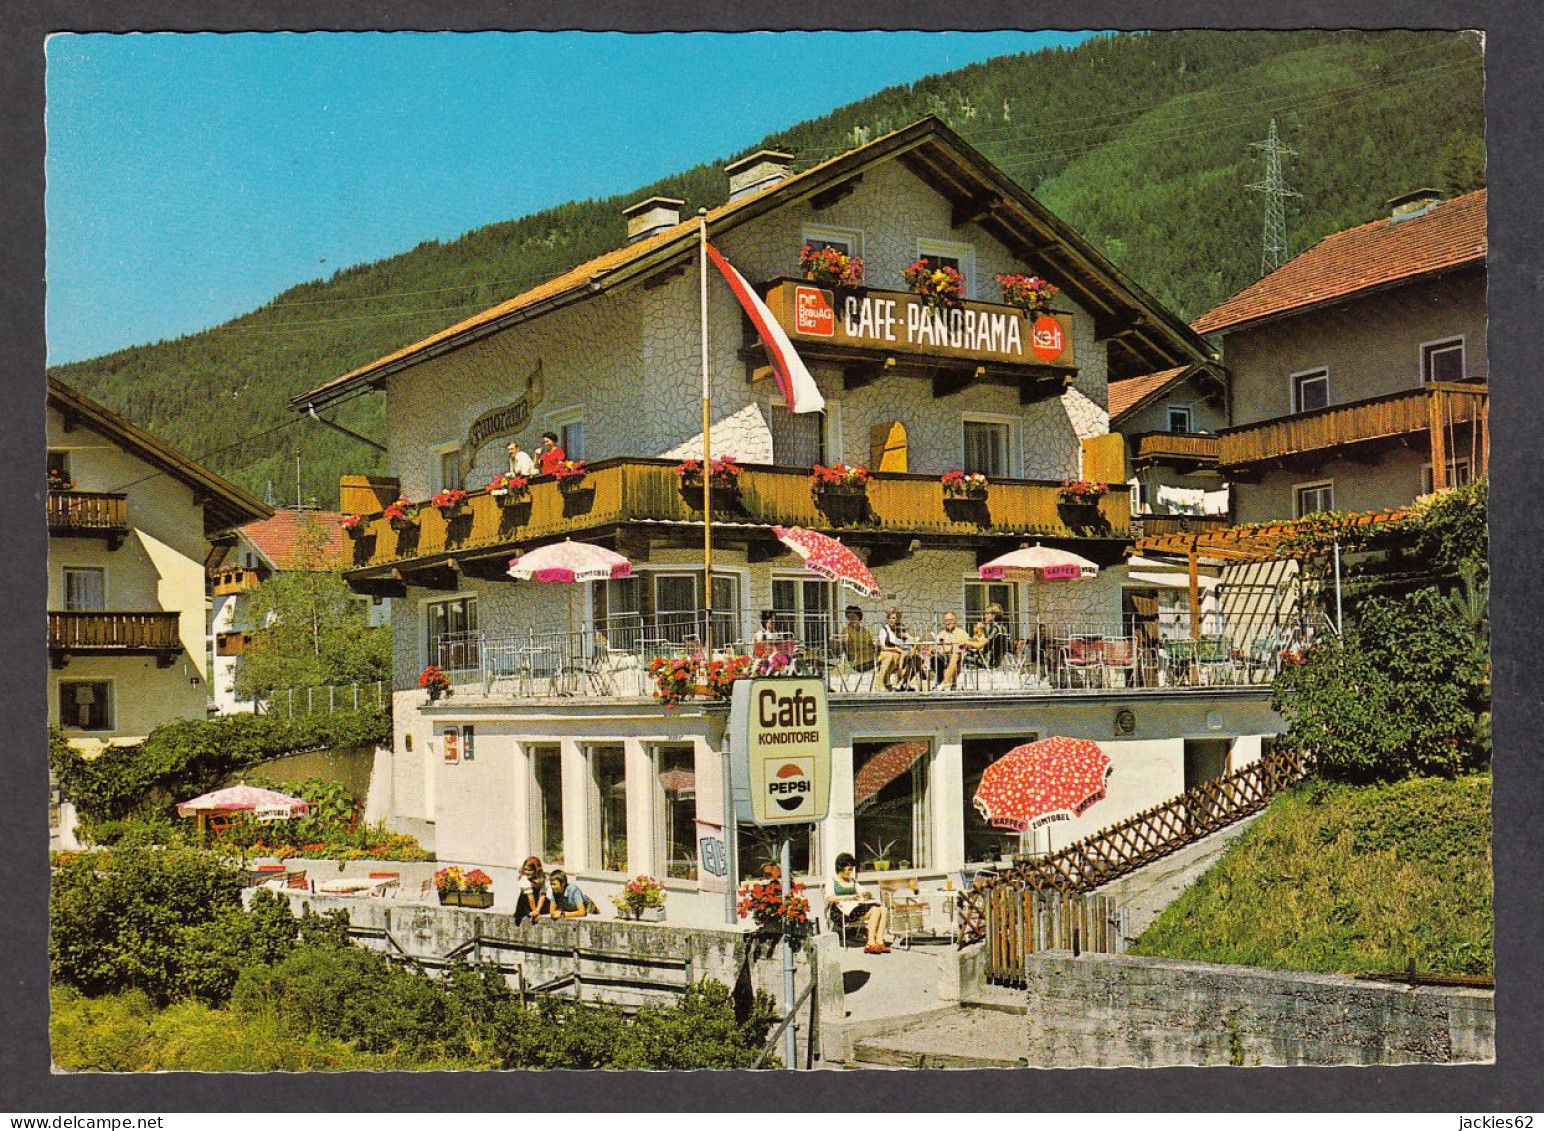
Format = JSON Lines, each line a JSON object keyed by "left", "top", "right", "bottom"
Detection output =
{"left": 294, "top": 116, "right": 1212, "bottom": 409}
{"left": 1108, "top": 363, "right": 1227, "bottom": 426}
{"left": 47, "top": 378, "right": 272, "bottom": 535}
{"left": 1192, "top": 189, "right": 1486, "bottom": 337}
{"left": 239, "top": 509, "right": 347, "bottom": 570}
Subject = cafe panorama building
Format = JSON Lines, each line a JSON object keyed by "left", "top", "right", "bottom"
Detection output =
{"left": 293, "top": 117, "right": 1284, "bottom": 898}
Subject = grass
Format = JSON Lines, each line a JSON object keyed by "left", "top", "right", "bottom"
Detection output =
{"left": 1129, "top": 772, "right": 1492, "bottom": 976}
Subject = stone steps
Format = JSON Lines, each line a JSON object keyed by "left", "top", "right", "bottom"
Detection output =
{"left": 844, "top": 1004, "right": 1029, "bottom": 1069}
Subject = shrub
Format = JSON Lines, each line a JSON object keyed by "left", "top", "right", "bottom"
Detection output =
{"left": 78, "top": 813, "right": 190, "bottom": 848}
{"left": 607, "top": 980, "right": 777, "bottom": 1069}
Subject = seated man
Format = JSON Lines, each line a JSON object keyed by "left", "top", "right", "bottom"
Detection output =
{"left": 931, "top": 611, "right": 973, "bottom": 689}
{"left": 828, "top": 852, "right": 889, "bottom": 953}
{"left": 547, "top": 870, "right": 594, "bottom": 919}
{"left": 836, "top": 605, "right": 877, "bottom": 672}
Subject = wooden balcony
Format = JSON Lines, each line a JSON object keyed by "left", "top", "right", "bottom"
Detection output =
{"left": 340, "top": 458, "right": 1130, "bottom": 584}
{"left": 48, "top": 611, "right": 182, "bottom": 668}
{"left": 1129, "top": 432, "right": 1221, "bottom": 470}
{"left": 48, "top": 490, "right": 130, "bottom": 549}
{"left": 211, "top": 566, "right": 262, "bottom": 596}
{"left": 1133, "top": 513, "right": 1232, "bottom": 539}
{"left": 1219, "top": 383, "right": 1488, "bottom": 476}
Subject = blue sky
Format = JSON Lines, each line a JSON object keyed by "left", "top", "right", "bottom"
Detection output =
{"left": 45, "top": 30, "right": 1097, "bottom": 365}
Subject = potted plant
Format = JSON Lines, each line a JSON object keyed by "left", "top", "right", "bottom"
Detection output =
{"left": 736, "top": 875, "right": 813, "bottom": 939}
{"left": 431, "top": 487, "right": 468, "bottom": 514}
{"left": 1058, "top": 479, "right": 1109, "bottom": 507}
{"left": 340, "top": 513, "right": 367, "bottom": 538}
{"left": 941, "top": 470, "right": 990, "bottom": 499}
{"left": 487, "top": 472, "right": 529, "bottom": 502}
{"left": 648, "top": 655, "right": 701, "bottom": 710}
{"left": 862, "top": 837, "right": 898, "bottom": 872}
{"left": 418, "top": 665, "right": 452, "bottom": 702}
{"left": 798, "top": 244, "right": 865, "bottom": 289}
{"left": 902, "top": 258, "right": 965, "bottom": 310}
{"left": 995, "top": 272, "right": 1059, "bottom": 318}
{"left": 674, "top": 455, "right": 744, "bottom": 490}
{"left": 383, "top": 497, "right": 420, "bottom": 530}
{"left": 553, "top": 460, "right": 588, "bottom": 491}
{"left": 613, "top": 874, "right": 667, "bottom": 921}
{"left": 434, "top": 865, "right": 494, "bottom": 908}
{"left": 702, "top": 653, "right": 753, "bottom": 701}
{"left": 47, "top": 467, "right": 75, "bottom": 492}
{"left": 810, "top": 462, "right": 871, "bottom": 498}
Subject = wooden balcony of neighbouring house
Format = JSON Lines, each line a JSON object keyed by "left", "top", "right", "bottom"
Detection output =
{"left": 1132, "top": 513, "right": 1233, "bottom": 539}
{"left": 47, "top": 490, "right": 130, "bottom": 549}
{"left": 210, "top": 566, "right": 263, "bottom": 596}
{"left": 48, "top": 611, "right": 182, "bottom": 668}
{"left": 1127, "top": 431, "right": 1221, "bottom": 472}
{"left": 336, "top": 458, "right": 1131, "bottom": 590}
{"left": 1218, "top": 383, "right": 1489, "bottom": 480}
{"left": 756, "top": 278, "right": 1077, "bottom": 402}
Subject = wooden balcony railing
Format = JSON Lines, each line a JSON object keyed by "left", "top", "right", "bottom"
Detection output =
{"left": 340, "top": 458, "right": 1130, "bottom": 577}
{"left": 1129, "top": 432, "right": 1221, "bottom": 467}
{"left": 48, "top": 490, "right": 129, "bottom": 547}
{"left": 1133, "top": 513, "right": 1232, "bottom": 539}
{"left": 211, "top": 567, "right": 262, "bottom": 596}
{"left": 48, "top": 611, "right": 182, "bottom": 665}
{"left": 1219, "top": 383, "right": 1488, "bottom": 472}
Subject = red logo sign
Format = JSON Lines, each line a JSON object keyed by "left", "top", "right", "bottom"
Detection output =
{"left": 794, "top": 286, "right": 835, "bottom": 337}
{"left": 1040, "top": 563, "right": 1082, "bottom": 581}
{"left": 769, "top": 760, "right": 813, "bottom": 812}
{"left": 1030, "top": 315, "right": 1065, "bottom": 362}
{"left": 442, "top": 727, "right": 460, "bottom": 763}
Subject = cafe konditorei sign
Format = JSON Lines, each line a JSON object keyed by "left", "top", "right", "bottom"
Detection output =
{"left": 728, "top": 678, "right": 832, "bottom": 826}
{"left": 765, "top": 280, "right": 1075, "bottom": 368}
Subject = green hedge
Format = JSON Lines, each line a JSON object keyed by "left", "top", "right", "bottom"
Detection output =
{"left": 50, "top": 710, "right": 390, "bottom": 822}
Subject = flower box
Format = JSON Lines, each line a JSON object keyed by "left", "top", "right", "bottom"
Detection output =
{"left": 799, "top": 244, "right": 865, "bottom": 289}
{"left": 1057, "top": 480, "right": 1109, "bottom": 507}
{"left": 432, "top": 488, "right": 468, "bottom": 514}
{"left": 903, "top": 257, "right": 965, "bottom": 310}
{"left": 995, "top": 272, "right": 1059, "bottom": 318}
{"left": 810, "top": 463, "right": 871, "bottom": 500}
{"left": 439, "top": 890, "right": 494, "bottom": 909}
{"left": 941, "top": 470, "right": 989, "bottom": 499}
{"left": 487, "top": 474, "right": 529, "bottom": 502}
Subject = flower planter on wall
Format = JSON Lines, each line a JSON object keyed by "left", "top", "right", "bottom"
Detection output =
{"left": 439, "top": 890, "right": 494, "bottom": 908}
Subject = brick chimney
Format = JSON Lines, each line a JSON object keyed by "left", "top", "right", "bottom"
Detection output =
{"left": 725, "top": 149, "right": 795, "bottom": 201}
{"left": 622, "top": 196, "right": 685, "bottom": 243}
{"left": 1388, "top": 188, "right": 1443, "bottom": 223}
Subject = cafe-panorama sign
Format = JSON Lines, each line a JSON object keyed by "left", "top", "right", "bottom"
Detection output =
{"left": 764, "top": 279, "right": 1075, "bottom": 368}
{"left": 728, "top": 678, "right": 832, "bottom": 827}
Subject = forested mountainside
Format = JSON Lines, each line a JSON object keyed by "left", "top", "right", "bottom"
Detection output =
{"left": 49, "top": 30, "right": 1483, "bottom": 507}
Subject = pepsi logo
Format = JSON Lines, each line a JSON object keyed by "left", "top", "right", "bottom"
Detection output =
{"left": 769, "top": 762, "right": 812, "bottom": 811}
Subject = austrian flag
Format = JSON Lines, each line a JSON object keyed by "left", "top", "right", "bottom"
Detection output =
{"left": 705, "top": 242, "right": 825, "bottom": 414}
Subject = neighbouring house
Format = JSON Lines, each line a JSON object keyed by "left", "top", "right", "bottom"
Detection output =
{"left": 207, "top": 507, "right": 391, "bottom": 715}
{"left": 47, "top": 377, "right": 272, "bottom": 746}
{"left": 1108, "top": 361, "right": 1231, "bottom": 530}
{"left": 1195, "top": 187, "right": 1488, "bottom": 524}
{"left": 290, "top": 117, "right": 1288, "bottom": 903}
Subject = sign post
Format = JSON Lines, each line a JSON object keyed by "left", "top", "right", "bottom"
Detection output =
{"left": 728, "top": 678, "right": 832, "bottom": 1069}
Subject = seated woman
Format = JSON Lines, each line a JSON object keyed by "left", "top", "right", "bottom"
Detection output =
{"left": 836, "top": 605, "right": 877, "bottom": 672}
{"left": 752, "top": 609, "right": 793, "bottom": 676}
{"left": 546, "top": 870, "right": 593, "bottom": 919}
{"left": 977, "top": 603, "right": 1011, "bottom": 668}
{"left": 828, "top": 851, "right": 889, "bottom": 953}
{"left": 514, "top": 856, "right": 551, "bottom": 924}
{"left": 875, "top": 609, "right": 917, "bottom": 691}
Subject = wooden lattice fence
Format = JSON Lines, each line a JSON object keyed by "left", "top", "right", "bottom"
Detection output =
{"left": 985, "top": 890, "right": 1128, "bottom": 986}
{"left": 958, "top": 746, "right": 1312, "bottom": 947}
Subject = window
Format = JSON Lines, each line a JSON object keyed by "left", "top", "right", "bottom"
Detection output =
{"left": 529, "top": 744, "right": 564, "bottom": 866}
{"left": 802, "top": 224, "right": 862, "bottom": 258}
{"left": 1167, "top": 406, "right": 1193, "bottom": 433}
{"left": 59, "top": 680, "right": 112, "bottom": 731}
{"left": 1292, "top": 370, "right": 1329, "bottom": 414}
{"left": 593, "top": 575, "right": 642, "bottom": 649}
{"left": 654, "top": 744, "right": 697, "bottom": 881}
{"left": 550, "top": 407, "right": 587, "bottom": 461}
{"left": 964, "top": 581, "right": 1016, "bottom": 635}
{"left": 1421, "top": 337, "right": 1466, "bottom": 384}
{"left": 853, "top": 739, "right": 931, "bottom": 871}
{"left": 48, "top": 450, "right": 70, "bottom": 487}
{"left": 962, "top": 418, "right": 1014, "bottom": 477}
{"left": 1294, "top": 481, "right": 1335, "bottom": 518}
{"left": 1422, "top": 458, "right": 1473, "bottom": 495}
{"left": 772, "top": 576, "right": 832, "bottom": 648}
{"left": 432, "top": 444, "right": 463, "bottom": 492}
{"left": 962, "top": 735, "right": 1037, "bottom": 864}
{"left": 652, "top": 571, "right": 739, "bottom": 645}
{"left": 62, "top": 567, "right": 106, "bottom": 612}
{"left": 769, "top": 403, "right": 825, "bottom": 467}
{"left": 917, "top": 238, "right": 975, "bottom": 298}
{"left": 425, "top": 596, "right": 476, "bottom": 670}
{"left": 589, "top": 743, "right": 628, "bottom": 873}
{"left": 738, "top": 822, "right": 814, "bottom": 882}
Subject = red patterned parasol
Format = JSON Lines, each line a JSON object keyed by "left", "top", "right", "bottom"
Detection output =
{"left": 853, "top": 741, "right": 928, "bottom": 806}
{"left": 972, "top": 737, "right": 1112, "bottom": 832}
{"left": 658, "top": 769, "right": 696, "bottom": 795}
{"left": 772, "top": 526, "right": 881, "bottom": 598}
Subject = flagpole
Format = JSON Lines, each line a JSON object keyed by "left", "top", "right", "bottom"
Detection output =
{"left": 699, "top": 209, "right": 714, "bottom": 650}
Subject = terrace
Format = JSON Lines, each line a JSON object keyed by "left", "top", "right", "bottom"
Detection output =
{"left": 47, "top": 489, "right": 131, "bottom": 550}
{"left": 48, "top": 610, "right": 182, "bottom": 668}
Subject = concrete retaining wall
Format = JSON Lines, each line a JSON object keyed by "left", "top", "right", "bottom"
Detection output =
{"left": 279, "top": 892, "right": 844, "bottom": 1066}
{"left": 1022, "top": 952, "right": 1494, "bottom": 1067}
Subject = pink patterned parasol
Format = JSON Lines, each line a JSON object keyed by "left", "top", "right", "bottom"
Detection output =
{"left": 978, "top": 542, "right": 1099, "bottom": 582}
{"left": 853, "top": 741, "right": 929, "bottom": 806}
{"left": 508, "top": 539, "right": 633, "bottom": 584}
{"left": 972, "top": 736, "right": 1111, "bottom": 833}
{"left": 176, "top": 784, "right": 311, "bottom": 819}
{"left": 772, "top": 526, "right": 881, "bottom": 598}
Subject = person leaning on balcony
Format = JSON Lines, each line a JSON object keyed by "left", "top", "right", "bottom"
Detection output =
{"left": 876, "top": 608, "right": 916, "bottom": 691}
{"left": 514, "top": 856, "right": 550, "bottom": 924}
{"left": 538, "top": 431, "right": 567, "bottom": 475}
{"left": 546, "top": 870, "right": 595, "bottom": 919}
{"left": 837, "top": 605, "right": 877, "bottom": 672}
{"left": 830, "top": 852, "right": 890, "bottom": 953}
{"left": 507, "top": 439, "right": 537, "bottom": 478}
{"left": 932, "top": 611, "right": 973, "bottom": 689}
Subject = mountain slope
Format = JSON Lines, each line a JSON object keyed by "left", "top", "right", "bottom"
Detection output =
{"left": 47, "top": 29, "right": 1483, "bottom": 507}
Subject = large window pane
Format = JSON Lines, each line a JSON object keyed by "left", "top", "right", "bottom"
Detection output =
{"left": 853, "top": 739, "right": 931, "bottom": 871}
{"left": 737, "top": 822, "right": 813, "bottom": 882}
{"left": 59, "top": 681, "right": 112, "bottom": 731}
{"left": 962, "top": 735, "right": 1036, "bottom": 866}
{"left": 590, "top": 744, "right": 627, "bottom": 873}
{"left": 656, "top": 744, "right": 697, "bottom": 881}
{"left": 427, "top": 597, "right": 477, "bottom": 670}
{"left": 653, "top": 574, "right": 698, "bottom": 643}
{"left": 530, "top": 744, "right": 564, "bottom": 866}
{"left": 63, "top": 567, "right": 106, "bottom": 612}
{"left": 963, "top": 420, "right": 1010, "bottom": 477}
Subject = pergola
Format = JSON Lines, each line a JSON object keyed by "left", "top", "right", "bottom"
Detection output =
{"left": 1134, "top": 507, "right": 1412, "bottom": 644}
